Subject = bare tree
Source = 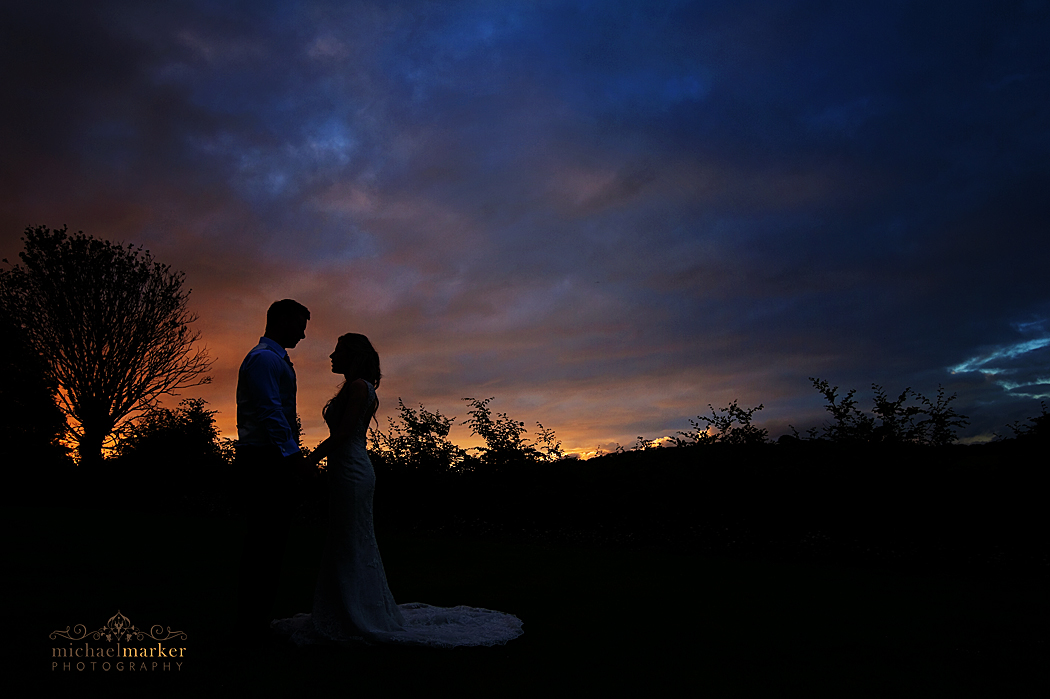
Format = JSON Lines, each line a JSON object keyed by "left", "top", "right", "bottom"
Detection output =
{"left": 0, "top": 225, "right": 213, "bottom": 464}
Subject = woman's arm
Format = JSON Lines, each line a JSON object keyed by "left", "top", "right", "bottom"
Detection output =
{"left": 306, "top": 379, "right": 373, "bottom": 466}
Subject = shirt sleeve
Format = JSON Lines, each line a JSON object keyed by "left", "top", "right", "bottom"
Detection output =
{"left": 241, "top": 350, "right": 300, "bottom": 457}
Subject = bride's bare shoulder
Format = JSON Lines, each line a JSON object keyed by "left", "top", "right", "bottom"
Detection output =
{"left": 346, "top": 378, "right": 370, "bottom": 396}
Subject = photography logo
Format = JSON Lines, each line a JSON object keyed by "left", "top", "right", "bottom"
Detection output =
{"left": 50, "top": 610, "right": 187, "bottom": 672}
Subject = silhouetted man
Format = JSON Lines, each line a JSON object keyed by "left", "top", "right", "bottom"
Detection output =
{"left": 235, "top": 298, "right": 311, "bottom": 638}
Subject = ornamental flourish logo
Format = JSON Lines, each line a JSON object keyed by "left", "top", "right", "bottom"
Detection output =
{"left": 50, "top": 610, "right": 188, "bottom": 672}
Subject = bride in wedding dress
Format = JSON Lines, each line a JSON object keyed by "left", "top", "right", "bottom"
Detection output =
{"left": 271, "top": 333, "right": 523, "bottom": 648}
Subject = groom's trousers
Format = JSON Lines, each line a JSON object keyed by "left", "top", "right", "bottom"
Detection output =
{"left": 235, "top": 444, "right": 297, "bottom": 638}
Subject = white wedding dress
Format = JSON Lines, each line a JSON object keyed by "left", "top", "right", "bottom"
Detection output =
{"left": 272, "top": 381, "right": 523, "bottom": 648}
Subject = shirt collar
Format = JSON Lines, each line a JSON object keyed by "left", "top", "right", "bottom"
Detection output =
{"left": 258, "top": 336, "right": 288, "bottom": 359}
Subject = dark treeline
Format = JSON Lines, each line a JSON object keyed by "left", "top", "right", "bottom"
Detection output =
{"left": 373, "top": 439, "right": 1047, "bottom": 573}
{"left": 366, "top": 387, "right": 1048, "bottom": 576}
{"left": 9, "top": 377, "right": 1048, "bottom": 578}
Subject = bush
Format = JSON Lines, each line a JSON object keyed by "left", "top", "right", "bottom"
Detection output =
{"left": 0, "top": 306, "right": 67, "bottom": 464}
{"left": 1007, "top": 401, "right": 1050, "bottom": 443}
{"left": 805, "top": 378, "right": 968, "bottom": 446}
{"left": 674, "top": 401, "right": 769, "bottom": 446}
{"left": 112, "top": 398, "right": 233, "bottom": 513}
{"left": 461, "top": 396, "right": 540, "bottom": 471}
{"left": 369, "top": 399, "right": 468, "bottom": 474}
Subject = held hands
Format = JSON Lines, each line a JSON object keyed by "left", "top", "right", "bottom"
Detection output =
{"left": 303, "top": 451, "right": 324, "bottom": 471}
{"left": 285, "top": 450, "right": 319, "bottom": 480}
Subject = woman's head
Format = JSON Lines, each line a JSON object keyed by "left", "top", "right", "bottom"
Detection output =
{"left": 330, "top": 333, "right": 381, "bottom": 388}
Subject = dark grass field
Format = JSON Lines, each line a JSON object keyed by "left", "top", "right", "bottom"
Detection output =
{"left": 7, "top": 504, "right": 1047, "bottom": 697}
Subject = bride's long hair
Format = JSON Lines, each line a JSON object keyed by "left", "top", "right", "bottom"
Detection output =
{"left": 323, "top": 333, "right": 382, "bottom": 424}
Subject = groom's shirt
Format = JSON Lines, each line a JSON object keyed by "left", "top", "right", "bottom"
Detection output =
{"left": 236, "top": 336, "right": 299, "bottom": 457}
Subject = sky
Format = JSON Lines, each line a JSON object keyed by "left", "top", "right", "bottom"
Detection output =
{"left": 2, "top": 0, "right": 1049, "bottom": 455}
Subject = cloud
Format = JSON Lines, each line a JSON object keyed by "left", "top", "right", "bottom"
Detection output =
{"left": 951, "top": 320, "right": 1050, "bottom": 400}
{"left": 3, "top": 0, "right": 1049, "bottom": 452}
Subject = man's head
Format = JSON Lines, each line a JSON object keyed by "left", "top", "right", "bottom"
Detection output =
{"left": 265, "top": 299, "right": 310, "bottom": 349}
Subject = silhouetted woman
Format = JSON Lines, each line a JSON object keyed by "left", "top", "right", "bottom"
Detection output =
{"left": 273, "top": 333, "right": 522, "bottom": 647}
